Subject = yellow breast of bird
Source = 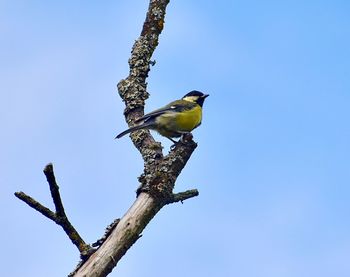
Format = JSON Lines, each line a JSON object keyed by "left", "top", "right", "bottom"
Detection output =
{"left": 175, "top": 105, "right": 202, "bottom": 132}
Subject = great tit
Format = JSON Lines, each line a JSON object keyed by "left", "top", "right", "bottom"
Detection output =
{"left": 115, "top": 90, "right": 209, "bottom": 142}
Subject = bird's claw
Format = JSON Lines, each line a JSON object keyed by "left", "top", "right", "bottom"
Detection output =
{"left": 170, "top": 142, "right": 178, "bottom": 150}
{"left": 181, "top": 132, "right": 193, "bottom": 143}
{"left": 170, "top": 133, "right": 193, "bottom": 150}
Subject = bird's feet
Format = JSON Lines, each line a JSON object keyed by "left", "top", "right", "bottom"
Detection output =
{"left": 180, "top": 132, "right": 193, "bottom": 143}
{"left": 170, "top": 133, "right": 193, "bottom": 150}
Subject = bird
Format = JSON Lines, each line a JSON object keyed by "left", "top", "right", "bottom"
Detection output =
{"left": 115, "top": 90, "right": 209, "bottom": 143}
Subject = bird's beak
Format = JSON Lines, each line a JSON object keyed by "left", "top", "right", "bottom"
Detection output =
{"left": 202, "top": 94, "right": 209, "bottom": 98}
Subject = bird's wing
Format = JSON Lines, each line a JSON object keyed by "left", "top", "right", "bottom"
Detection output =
{"left": 135, "top": 100, "right": 195, "bottom": 123}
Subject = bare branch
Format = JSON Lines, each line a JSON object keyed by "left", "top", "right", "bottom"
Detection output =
{"left": 15, "top": 164, "right": 91, "bottom": 257}
{"left": 44, "top": 163, "right": 65, "bottom": 216}
{"left": 14, "top": 191, "right": 57, "bottom": 221}
{"left": 138, "top": 135, "right": 198, "bottom": 199}
{"left": 17, "top": 1, "right": 202, "bottom": 276}
{"left": 74, "top": 193, "right": 161, "bottom": 277}
{"left": 117, "top": 0, "right": 170, "bottom": 162}
{"left": 167, "top": 189, "right": 199, "bottom": 204}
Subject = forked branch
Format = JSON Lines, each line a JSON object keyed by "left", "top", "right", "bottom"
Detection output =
{"left": 16, "top": 1, "right": 200, "bottom": 276}
{"left": 14, "top": 163, "right": 93, "bottom": 259}
{"left": 74, "top": 0, "right": 200, "bottom": 275}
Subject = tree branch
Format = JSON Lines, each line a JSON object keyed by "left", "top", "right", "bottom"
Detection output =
{"left": 14, "top": 191, "right": 57, "bottom": 221}
{"left": 44, "top": 163, "right": 66, "bottom": 216}
{"left": 117, "top": 0, "right": 170, "bottom": 162}
{"left": 74, "top": 0, "right": 200, "bottom": 276}
{"left": 73, "top": 193, "right": 161, "bottom": 277}
{"left": 16, "top": 1, "right": 201, "bottom": 276}
{"left": 167, "top": 189, "right": 200, "bottom": 204}
{"left": 15, "top": 164, "right": 92, "bottom": 258}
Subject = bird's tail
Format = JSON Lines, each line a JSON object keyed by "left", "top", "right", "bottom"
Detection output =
{"left": 115, "top": 122, "right": 154, "bottom": 139}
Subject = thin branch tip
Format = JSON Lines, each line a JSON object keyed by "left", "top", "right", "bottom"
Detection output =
{"left": 45, "top": 162, "right": 53, "bottom": 168}
{"left": 14, "top": 190, "right": 57, "bottom": 221}
{"left": 43, "top": 163, "right": 53, "bottom": 173}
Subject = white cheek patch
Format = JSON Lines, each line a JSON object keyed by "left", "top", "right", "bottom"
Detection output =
{"left": 183, "top": 96, "right": 198, "bottom": 102}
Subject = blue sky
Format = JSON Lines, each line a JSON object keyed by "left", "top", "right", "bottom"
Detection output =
{"left": 1, "top": 1, "right": 350, "bottom": 276}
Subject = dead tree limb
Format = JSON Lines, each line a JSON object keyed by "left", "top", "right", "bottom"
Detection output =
{"left": 15, "top": 1, "right": 200, "bottom": 276}
{"left": 14, "top": 164, "right": 93, "bottom": 258}
{"left": 74, "top": 0, "right": 200, "bottom": 276}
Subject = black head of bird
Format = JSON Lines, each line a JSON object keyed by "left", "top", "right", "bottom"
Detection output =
{"left": 181, "top": 90, "right": 209, "bottom": 107}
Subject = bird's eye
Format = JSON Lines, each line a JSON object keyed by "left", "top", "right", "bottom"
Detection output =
{"left": 170, "top": 105, "right": 176, "bottom": 109}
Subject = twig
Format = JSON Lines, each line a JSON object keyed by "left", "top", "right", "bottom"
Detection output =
{"left": 44, "top": 164, "right": 65, "bottom": 216}
{"left": 167, "top": 189, "right": 199, "bottom": 204}
{"left": 14, "top": 191, "right": 57, "bottom": 221}
{"left": 15, "top": 163, "right": 92, "bottom": 258}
